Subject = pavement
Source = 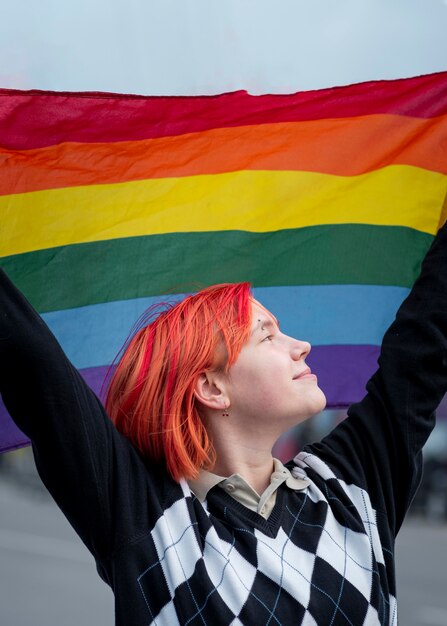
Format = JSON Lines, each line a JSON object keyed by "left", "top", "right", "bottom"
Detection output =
{"left": 0, "top": 477, "right": 114, "bottom": 626}
{"left": 396, "top": 519, "right": 447, "bottom": 626}
{"left": 0, "top": 474, "right": 447, "bottom": 626}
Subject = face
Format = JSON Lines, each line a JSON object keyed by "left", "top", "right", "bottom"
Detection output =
{"left": 224, "top": 301, "right": 326, "bottom": 433}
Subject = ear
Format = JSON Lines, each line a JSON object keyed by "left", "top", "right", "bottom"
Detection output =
{"left": 194, "top": 371, "right": 229, "bottom": 412}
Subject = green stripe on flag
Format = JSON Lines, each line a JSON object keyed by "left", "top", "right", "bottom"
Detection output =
{"left": 1, "top": 224, "right": 433, "bottom": 313}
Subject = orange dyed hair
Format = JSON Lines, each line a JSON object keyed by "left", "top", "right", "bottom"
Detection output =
{"left": 104, "top": 283, "right": 252, "bottom": 482}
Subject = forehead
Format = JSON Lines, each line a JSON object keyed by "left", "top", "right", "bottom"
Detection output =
{"left": 250, "top": 299, "right": 278, "bottom": 326}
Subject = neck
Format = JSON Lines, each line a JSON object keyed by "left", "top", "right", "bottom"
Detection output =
{"left": 208, "top": 434, "right": 276, "bottom": 495}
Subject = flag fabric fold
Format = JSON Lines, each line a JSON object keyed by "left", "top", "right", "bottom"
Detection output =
{"left": 1, "top": 71, "right": 447, "bottom": 452}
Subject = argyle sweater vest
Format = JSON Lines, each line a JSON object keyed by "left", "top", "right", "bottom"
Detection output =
{"left": 1, "top": 222, "right": 447, "bottom": 625}
{"left": 125, "top": 454, "right": 397, "bottom": 625}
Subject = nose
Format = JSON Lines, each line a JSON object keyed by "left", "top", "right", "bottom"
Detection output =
{"left": 291, "top": 339, "right": 311, "bottom": 360}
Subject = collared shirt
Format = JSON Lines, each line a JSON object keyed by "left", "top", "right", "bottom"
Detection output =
{"left": 187, "top": 458, "right": 310, "bottom": 519}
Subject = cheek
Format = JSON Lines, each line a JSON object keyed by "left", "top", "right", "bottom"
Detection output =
{"left": 232, "top": 361, "right": 278, "bottom": 390}
{"left": 229, "top": 363, "right": 274, "bottom": 401}
{"left": 239, "top": 369, "right": 288, "bottom": 409}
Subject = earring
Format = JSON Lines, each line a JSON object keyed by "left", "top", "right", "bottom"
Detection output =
{"left": 222, "top": 404, "right": 229, "bottom": 417}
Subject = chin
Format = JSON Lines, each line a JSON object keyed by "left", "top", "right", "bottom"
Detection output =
{"left": 306, "top": 387, "right": 327, "bottom": 417}
{"left": 317, "top": 388, "right": 327, "bottom": 412}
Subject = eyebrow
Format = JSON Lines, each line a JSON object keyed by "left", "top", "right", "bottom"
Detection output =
{"left": 251, "top": 317, "right": 280, "bottom": 336}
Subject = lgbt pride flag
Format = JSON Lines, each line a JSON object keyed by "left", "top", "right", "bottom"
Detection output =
{"left": 1, "top": 71, "right": 447, "bottom": 452}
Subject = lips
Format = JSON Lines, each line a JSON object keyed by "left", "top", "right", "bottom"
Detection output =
{"left": 293, "top": 368, "right": 316, "bottom": 380}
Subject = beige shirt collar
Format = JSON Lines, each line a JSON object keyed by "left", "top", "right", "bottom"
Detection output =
{"left": 187, "top": 457, "right": 309, "bottom": 504}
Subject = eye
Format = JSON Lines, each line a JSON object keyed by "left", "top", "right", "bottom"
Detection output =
{"left": 262, "top": 334, "right": 273, "bottom": 342}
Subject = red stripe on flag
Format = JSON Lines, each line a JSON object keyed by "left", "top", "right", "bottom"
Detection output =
{"left": 0, "top": 72, "right": 446, "bottom": 150}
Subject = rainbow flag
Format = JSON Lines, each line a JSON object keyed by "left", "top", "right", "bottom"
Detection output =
{"left": 1, "top": 72, "right": 447, "bottom": 452}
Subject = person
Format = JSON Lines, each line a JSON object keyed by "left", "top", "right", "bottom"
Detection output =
{"left": 0, "top": 220, "right": 446, "bottom": 625}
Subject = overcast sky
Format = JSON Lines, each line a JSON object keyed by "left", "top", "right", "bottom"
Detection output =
{"left": 0, "top": 0, "right": 446, "bottom": 95}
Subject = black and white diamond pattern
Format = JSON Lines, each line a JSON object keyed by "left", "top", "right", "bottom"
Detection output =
{"left": 137, "top": 458, "right": 397, "bottom": 625}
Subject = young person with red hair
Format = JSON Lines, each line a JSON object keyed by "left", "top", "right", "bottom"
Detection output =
{"left": 1, "top": 221, "right": 446, "bottom": 625}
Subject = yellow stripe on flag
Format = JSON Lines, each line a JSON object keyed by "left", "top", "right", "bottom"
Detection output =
{"left": 2, "top": 165, "right": 446, "bottom": 257}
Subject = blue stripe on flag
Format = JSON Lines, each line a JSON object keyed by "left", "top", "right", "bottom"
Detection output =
{"left": 42, "top": 284, "right": 410, "bottom": 369}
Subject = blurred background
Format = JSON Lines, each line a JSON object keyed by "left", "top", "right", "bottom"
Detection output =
{"left": 1, "top": 405, "right": 447, "bottom": 626}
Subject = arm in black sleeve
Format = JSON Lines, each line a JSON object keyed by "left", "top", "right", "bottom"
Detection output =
{"left": 306, "top": 221, "right": 447, "bottom": 535}
{"left": 0, "top": 268, "right": 155, "bottom": 561}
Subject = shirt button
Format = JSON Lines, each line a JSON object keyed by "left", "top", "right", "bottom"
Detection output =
{"left": 261, "top": 507, "right": 266, "bottom": 514}
{"left": 226, "top": 484, "right": 235, "bottom": 492}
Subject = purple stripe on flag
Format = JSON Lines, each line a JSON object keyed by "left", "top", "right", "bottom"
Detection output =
{"left": 307, "top": 344, "right": 380, "bottom": 409}
{"left": 0, "top": 345, "right": 381, "bottom": 453}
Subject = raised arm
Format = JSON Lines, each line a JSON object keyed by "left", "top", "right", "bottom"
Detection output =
{"left": 306, "top": 220, "right": 447, "bottom": 535}
{"left": 0, "top": 269, "right": 154, "bottom": 561}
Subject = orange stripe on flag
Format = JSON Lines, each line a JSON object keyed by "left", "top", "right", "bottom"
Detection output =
{"left": 1, "top": 114, "right": 447, "bottom": 196}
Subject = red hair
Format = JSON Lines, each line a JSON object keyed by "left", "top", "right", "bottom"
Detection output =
{"left": 104, "top": 283, "right": 252, "bottom": 482}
